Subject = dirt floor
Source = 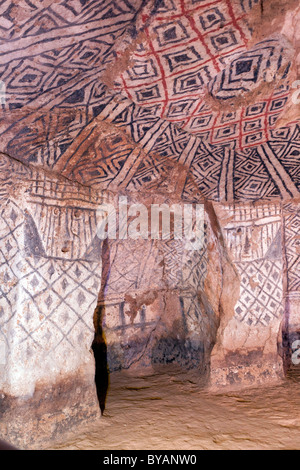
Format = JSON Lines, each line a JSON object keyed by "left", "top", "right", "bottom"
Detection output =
{"left": 49, "top": 366, "right": 300, "bottom": 450}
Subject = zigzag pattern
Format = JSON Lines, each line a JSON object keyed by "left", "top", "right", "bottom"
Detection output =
{"left": 207, "top": 36, "right": 293, "bottom": 102}
{"left": 0, "top": 0, "right": 299, "bottom": 205}
{"left": 283, "top": 202, "right": 300, "bottom": 294}
{"left": 234, "top": 258, "right": 284, "bottom": 326}
{"left": 0, "top": 0, "right": 143, "bottom": 166}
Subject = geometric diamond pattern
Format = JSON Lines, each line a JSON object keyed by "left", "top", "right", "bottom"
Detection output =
{"left": 0, "top": 0, "right": 298, "bottom": 207}
{"left": 217, "top": 201, "right": 284, "bottom": 327}
{"left": 0, "top": 0, "right": 298, "bottom": 395}
{"left": 101, "top": 238, "right": 161, "bottom": 302}
{"left": 283, "top": 202, "right": 300, "bottom": 294}
{"left": 234, "top": 259, "right": 284, "bottom": 326}
{"left": 112, "top": 2, "right": 294, "bottom": 150}
{"left": 207, "top": 35, "right": 293, "bottom": 102}
{"left": 0, "top": 158, "right": 105, "bottom": 394}
{"left": 4, "top": 249, "right": 102, "bottom": 362}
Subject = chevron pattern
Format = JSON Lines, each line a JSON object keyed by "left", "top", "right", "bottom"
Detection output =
{"left": 219, "top": 202, "right": 285, "bottom": 326}
{"left": 0, "top": 0, "right": 297, "bottom": 205}
{"left": 207, "top": 36, "right": 293, "bottom": 102}
{"left": 234, "top": 258, "right": 284, "bottom": 326}
{"left": 0, "top": 0, "right": 299, "bottom": 358}
{"left": 283, "top": 202, "right": 300, "bottom": 295}
{"left": 0, "top": 155, "right": 104, "bottom": 380}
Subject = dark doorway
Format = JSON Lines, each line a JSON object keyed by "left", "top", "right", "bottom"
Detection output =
{"left": 91, "top": 238, "right": 110, "bottom": 415}
{"left": 92, "top": 304, "right": 109, "bottom": 416}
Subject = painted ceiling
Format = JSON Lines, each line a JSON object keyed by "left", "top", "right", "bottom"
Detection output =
{"left": 0, "top": 0, "right": 299, "bottom": 203}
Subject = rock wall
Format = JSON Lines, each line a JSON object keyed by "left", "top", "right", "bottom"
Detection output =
{"left": 99, "top": 205, "right": 219, "bottom": 376}
{"left": 210, "top": 201, "right": 285, "bottom": 389}
{"left": 0, "top": 0, "right": 299, "bottom": 449}
{"left": 0, "top": 154, "right": 104, "bottom": 447}
{"left": 282, "top": 202, "right": 300, "bottom": 367}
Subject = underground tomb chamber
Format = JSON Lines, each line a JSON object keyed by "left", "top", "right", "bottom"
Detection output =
{"left": 96, "top": 200, "right": 292, "bottom": 391}
{"left": 0, "top": 0, "right": 299, "bottom": 451}
{"left": 0, "top": 154, "right": 296, "bottom": 449}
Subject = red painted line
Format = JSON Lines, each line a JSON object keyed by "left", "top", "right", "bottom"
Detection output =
{"left": 183, "top": 97, "right": 208, "bottom": 126}
{"left": 141, "top": 14, "right": 150, "bottom": 23}
{"left": 145, "top": 26, "right": 169, "bottom": 119}
{"left": 180, "top": 0, "right": 221, "bottom": 73}
{"left": 121, "top": 74, "right": 133, "bottom": 101}
{"left": 225, "top": 0, "right": 249, "bottom": 47}
{"left": 130, "top": 38, "right": 245, "bottom": 61}
{"left": 155, "top": 0, "right": 224, "bottom": 22}
{"left": 120, "top": 43, "right": 246, "bottom": 94}
{"left": 209, "top": 110, "right": 221, "bottom": 145}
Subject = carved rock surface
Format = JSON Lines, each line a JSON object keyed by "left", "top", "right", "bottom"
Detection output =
{"left": 0, "top": 0, "right": 299, "bottom": 449}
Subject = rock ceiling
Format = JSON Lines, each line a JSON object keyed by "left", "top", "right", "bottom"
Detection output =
{"left": 0, "top": 0, "right": 299, "bottom": 203}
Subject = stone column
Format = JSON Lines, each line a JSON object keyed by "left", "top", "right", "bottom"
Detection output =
{"left": 209, "top": 201, "right": 285, "bottom": 390}
{"left": 282, "top": 202, "right": 300, "bottom": 368}
{"left": 0, "top": 154, "right": 103, "bottom": 448}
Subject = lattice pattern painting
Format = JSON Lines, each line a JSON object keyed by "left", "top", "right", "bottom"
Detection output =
{"left": 221, "top": 202, "right": 284, "bottom": 326}
{"left": 0, "top": 0, "right": 298, "bottom": 205}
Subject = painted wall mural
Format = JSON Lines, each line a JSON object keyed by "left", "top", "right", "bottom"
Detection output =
{"left": 209, "top": 202, "right": 285, "bottom": 388}
{"left": 0, "top": 0, "right": 298, "bottom": 204}
{"left": 282, "top": 201, "right": 300, "bottom": 364}
{"left": 0, "top": 0, "right": 299, "bottom": 448}
{"left": 0, "top": 154, "right": 104, "bottom": 397}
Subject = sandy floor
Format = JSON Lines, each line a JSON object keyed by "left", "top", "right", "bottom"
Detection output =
{"left": 49, "top": 367, "right": 300, "bottom": 450}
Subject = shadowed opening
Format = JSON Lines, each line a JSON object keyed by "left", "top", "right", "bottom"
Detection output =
{"left": 91, "top": 238, "right": 110, "bottom": 415}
